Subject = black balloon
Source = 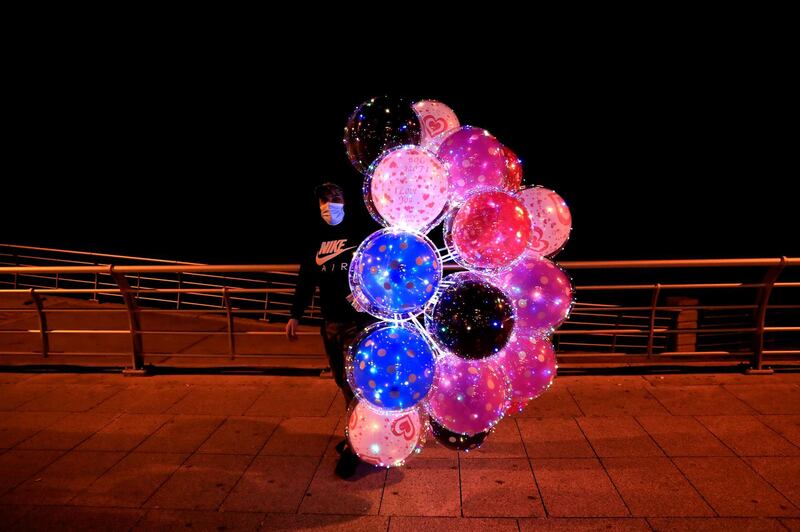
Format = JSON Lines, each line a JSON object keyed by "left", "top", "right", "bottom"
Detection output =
{"left": 427, "top": 272, "right": 514, "bottom": 359}
{"left": 429, "top": 418, "right": 490, "bottom": 452}
{"left": 343, "top": 96, "right": 421, "bottom": 175}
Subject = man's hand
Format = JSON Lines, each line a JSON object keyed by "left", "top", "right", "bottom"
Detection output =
{"left": 285, "top": 318, "right": 300, "bottom": 340}
{"left": 346, "top": 293, "right": 366, "bottom": 313}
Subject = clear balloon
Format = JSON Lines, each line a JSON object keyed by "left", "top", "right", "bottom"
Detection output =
{"left": 346, "top": 401, "right": 424, "bottom": 467}
{"left": 429, "top": 417, "right": 489, "bottom": 452}
{"left": 348, "top": 322, "right": 437, "bottom": 411}
{"left": 350, "top": 229, "right": 442, "bottom": 320}
{"left": 502, "top": 145, "right": 523, "bottom": 192}
{"left": 494, "top": 253, "right": 574, "bottom": 332}
{"left": 445, "top": 189, "right": 531, "bottom": 271}
{"left": 518, "top": 186, "right": 572, "bottom": 257}
{"left": 426, "top": 354, "right": 510, "bottom": 435}
{"left": 366, "top": 145, "right": 449, "bottom": 232}
{"left": 437, "top": 126, "right": 509, "bottom": 203}
{"left": 413, "top": 100, "right": 460, "bottom": 151}
{"left": 495, "top": 330, "right": 556, "bottom": 411}
{"left": 344, "top": 96, "right": 421, "bottom": 175}
{"left": 427, "top": 272, "right": 515, "bottom": 360}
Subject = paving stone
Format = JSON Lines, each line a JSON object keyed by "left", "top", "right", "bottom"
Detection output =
{"left": 460, "top": 458, "right": 544, "bottom": 517}
{"left": 696, "top": 416, "right": 800, "bottom": 456}
{"left": 672, "top": 457, "right": 797, "bottom": 516}
{"left": 636, "top": 416, "right": 733, "bottom": 457}
{"left": 531, "top": 458, "right": 629, "bottom": 517}
{"left": 602, "top": 457, "right": 713, "bottom": 516}
{"left": 381, "top": 459, "right": 460, "bottom": 517}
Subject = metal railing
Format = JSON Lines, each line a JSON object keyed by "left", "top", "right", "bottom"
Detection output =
{"left": 1, "top": 244, "right": 798, "bottom": 373}
{"left": 0, "top": 244, "right": 323, "bottom": 321}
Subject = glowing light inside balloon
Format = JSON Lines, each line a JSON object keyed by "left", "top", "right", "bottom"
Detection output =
{"left": 437, "top": 126, "right": 509, "bottom": 203}
{"left": 413, "top": 100, "right": 460, "bottom": 151}
{"left": 348, "top": 322, "right": 436, "bottom": 411}
{"left": 342, "top": 97, "right": 574, "bottom": 463}
{"left": 365, "top": 145, "right": 449, "bottom": 232}
{"left": 346, "top": 400, "right": 424, "bottom": 468}
{"left": 495, "top": 253, "right": 574, "bottom": 333}
{"left": 349, "top": 228, "right": 442, "bottom": 320}
{"left": 445, "top": 189, "right": 532, "bottom": 271}
{"left": 517, "top": 186, "right": 572, "bottom": 257}
{"left": 426, "top": 354, "right": 510, "bottom": 435}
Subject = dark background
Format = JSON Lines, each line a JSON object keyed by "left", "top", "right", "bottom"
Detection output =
{"left": 3, "top": 53, "right": 795, "bottom": 264}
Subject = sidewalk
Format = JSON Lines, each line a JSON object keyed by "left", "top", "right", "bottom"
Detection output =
{"left": 1, "top": 371, "right": 799, "bottom": 531}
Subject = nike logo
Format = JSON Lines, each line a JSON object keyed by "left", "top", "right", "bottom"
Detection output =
{"left": 316, "top": 240, "right": 356, "bottom": 266}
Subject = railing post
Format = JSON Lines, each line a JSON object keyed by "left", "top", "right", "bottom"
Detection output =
{"left": 176, "top": 272, "right": 182, "bottom": 310}
{"left": 90, "top": 272, "right": 99, "bottom": 302}
{"left": 748, "top": 257, "right": 787, "bottom": 374}
{"left": 666, "top": 296, "right": 699, "bottom": 352}
{"left": 611, "top": 311, "right": 621, "bottom": 352}
{"left": 109, "top": 266, "right": 147, "bottom": 375}
{"left": 223, "top": 287, "right": 236, "bottom": 360}
{"left": 29, "top": 288, "right": 48, "bottom": 358}
{"left": 262, "top": 281, "right": 270, "bottom": 322}
{"left": 646, "top": 284, "right": 661, "bottom": 356}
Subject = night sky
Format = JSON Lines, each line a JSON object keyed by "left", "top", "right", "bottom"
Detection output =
{"left": 4, "top": 58, "right": 795, "bottom": 264}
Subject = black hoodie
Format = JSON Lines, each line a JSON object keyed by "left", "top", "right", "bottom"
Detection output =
{"left": 290, "top": 215, "right": 374, "bottom": 322}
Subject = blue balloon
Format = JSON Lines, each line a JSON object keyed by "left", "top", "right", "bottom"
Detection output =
{"left": 348, "top": 323, "right": 436, "bottom": 410}
{"left": 350, "top": 228, "right": 442, "bottom": 320}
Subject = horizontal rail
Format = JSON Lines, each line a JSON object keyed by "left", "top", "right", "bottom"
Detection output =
{"left": 0, "top": 244, "right": 201, "bottom": 265}
{"left": 2, "top": 252, "right": 799, "bottom": 373}
{"left": 3, "top": 257, "right": 799, "bottom": 276}
{"left": 0, "top": 265, "right": 301, "bottom": 274}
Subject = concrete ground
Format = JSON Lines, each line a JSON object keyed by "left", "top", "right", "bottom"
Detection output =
{"left": 1, "top": 371, "right": 799, "bottom": 531}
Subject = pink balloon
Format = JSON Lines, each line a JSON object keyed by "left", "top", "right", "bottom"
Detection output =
{"left": 518, "top": 186, "right": 572, "bottom": 257}
{"left": 426, "top": 354, "right": 510, "bottom": 435}
{"left": 446, "top": 189, "right": 531, "bottom": 270}
{"left": 346, "top": 401, "right": 424, "bottom": 467}
{"left": 495, "top": 330, "right": 556, "bottom": 411}
{"left": 437, "top": 126, "right": 508, "bottom": 203}
{"left": 367, "top": 146, "right": 449, "bottom": 232}
{"left": 501, "top": 146, "right": 523, "bottom": 192}
{"left": 413, "top": 100, "right": 460, "bottom": 151}
{"left": 494, "top": 253, "right": 574, "bottom": 332}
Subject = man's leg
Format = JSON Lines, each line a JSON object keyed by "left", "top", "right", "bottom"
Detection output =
{"left": 321, "top": 321, "right": 355, "bottom": 410}
{"left": 321, "top": 320, "right": 364, "bottom": 478}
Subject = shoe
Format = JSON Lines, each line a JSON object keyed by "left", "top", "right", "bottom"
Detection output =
{"left": 335, "top": 439, "right": 347, "bottom": 455}
{"left": 335, "top": 445, "right": 360, "bottom": 479}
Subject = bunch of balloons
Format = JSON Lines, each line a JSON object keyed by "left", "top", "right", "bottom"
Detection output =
{"left": 344, "top": 96, "right": 574, "bottom": 467}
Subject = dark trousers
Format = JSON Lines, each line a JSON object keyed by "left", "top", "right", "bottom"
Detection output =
{"left": 321, "top": 320, "right": 360, "bottom": 409}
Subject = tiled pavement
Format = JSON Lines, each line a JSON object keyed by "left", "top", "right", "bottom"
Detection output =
{"left": 1, "top": 371, "right": 799, "bottom": 530}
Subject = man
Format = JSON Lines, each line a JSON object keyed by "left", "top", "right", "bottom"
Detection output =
{"left": 286, "top": 182, "right": 372, "bottom": 479}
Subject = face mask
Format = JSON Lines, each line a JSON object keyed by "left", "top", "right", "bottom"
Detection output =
{"left": 321, "top": 202, "right": 344, "bottom": 225}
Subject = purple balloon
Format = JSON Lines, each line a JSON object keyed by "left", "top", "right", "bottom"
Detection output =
{"left": 494, "top": 252, "right": 574, "bottom": 332}
{"left": 437, "top": 126, "right": 508, "bottom": 203}
{"left": 426, "top": 354, "right": 510, "bottom": 435}
{"left": 495, "top": 330, "right": 556, "bottom": 411}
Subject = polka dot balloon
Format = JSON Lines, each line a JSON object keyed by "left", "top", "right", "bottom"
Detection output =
{"left": 348, "top": 322, "right": 436, "bottom": 411}
{"left": 349, "top": 228, "right": 442, "bottom": 320}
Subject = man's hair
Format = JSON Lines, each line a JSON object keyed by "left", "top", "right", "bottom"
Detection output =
{"left": 314, "top": 182, "right": 345, "bottom": 203}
